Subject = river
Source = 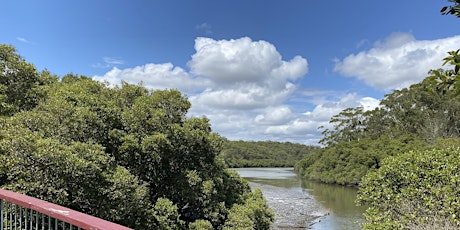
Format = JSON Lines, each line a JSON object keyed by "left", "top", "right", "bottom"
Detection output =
{"left": 234, "top": 167, "right": 366, "bottom": 230}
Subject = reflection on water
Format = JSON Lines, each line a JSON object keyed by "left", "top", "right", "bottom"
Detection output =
{"left": 301, "top": 180, "right": 366, "bottom": 230}
{"left": 234, "top": 168, "right": 365, "bottom": 230}
{"left": 236, "top": 167, "right": 301, "bottom": 188}
{"left": 235, "top": 167, "right": 296, "bottom": 179}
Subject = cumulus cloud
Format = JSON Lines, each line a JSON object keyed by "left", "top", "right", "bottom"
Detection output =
{"left": 303, "top": 93, "right": 379, "bottom": 122}
{"left": 93, "top": 36, "right": 379, "bottom": 145}
{"left": 190, "top": 82, "right": 296, "bottom": 110}
{"left": 188, "top": 37, "right": 308, "bottom": 110}
{"left": 334, "top": 33, "right": 460, "bottom": 90}
{"left": 261, "top": 93, "right": 380, "bottom": 145}
{"left": 189, "top": 37, "right": 307, "bottom": 83}
{"left": 190, "top": 90, "right": 379, "bottom": 145}
{"left": 255, "top": 106, "right": 295, "bottom": 125}
{"left": 93, "top": 63, "right": 210, "bottom": 92}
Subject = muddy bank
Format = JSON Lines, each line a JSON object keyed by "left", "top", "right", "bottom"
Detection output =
{"left": 248, "top": 182, "right": 327, "bottom": 229}
{"left": 235, "top": 168, "right": 364, "bottom": 230}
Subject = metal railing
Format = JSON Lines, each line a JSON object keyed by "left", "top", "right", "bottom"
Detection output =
{"left": 0, "top": 188, "right": 132, "bottom": 230}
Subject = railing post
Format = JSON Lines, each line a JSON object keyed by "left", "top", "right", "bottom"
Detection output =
{"left": 0, "top": 199, "right": 3, "bottom": 230}
{"left": 19, "top": 206, "right": 22, "bottom": 229}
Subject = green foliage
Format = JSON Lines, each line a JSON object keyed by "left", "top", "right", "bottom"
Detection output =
{"left": 0, "top": 123, "right": 155, "bottom": 229}
{"left": 102, "top": 166, "right": 156, "bottom": 229}
{"left": 357, "top": 148, "right": 460, "bottom": 229}
{"left": 319, "top": 107, "right": 367, "bottom": 146}
{"left": 223, "top": 188, "right": 275, "bottom": 230}
{"left": 0, "top": 44, "right": 57, "bottom": 116}
{"left": 0, "top": 44, "right": 274, "bottom": 229}
{"left": 441, "top": 0, "right": 460, "bottom": 17}
{"left": 189, "top": 219, "right": 214, "bottom": 230}
{"left": 435, "top": 137, "right": 460, "bottom": 148}
{"left": 295, "top": 134, "right": 428, "bottom": 186}
{"left": 153, "top": 198, "right": 185, "bottom": 230}
{"left": 221, "top": 140, "right": 319, "bottom": 167}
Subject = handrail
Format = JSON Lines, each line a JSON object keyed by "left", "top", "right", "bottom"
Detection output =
{"left": 0, "top": 188, "right": 133, "bottom": 230}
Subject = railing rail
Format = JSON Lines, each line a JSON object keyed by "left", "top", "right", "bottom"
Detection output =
{"left": 0, "top": 188, "right": 132, "bottom": 230}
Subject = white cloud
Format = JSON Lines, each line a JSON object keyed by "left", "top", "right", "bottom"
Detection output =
{"left": 190, "top": 90, "right": 379, "bottom": 145}
{"left": 195, "top": 23, "right": 213, "bottom": 35}
{"left": 93, "top": 37, "right": 380, "bottom": 145}
{"left": 334, "top": 33, "right": 460, "bottom": 90}
{"left": 189, "top": 37, "right": 307, "bottom": 84}
{"left": 360, "top": 97, "right": 381, "bottom": 111}
{"left": 16, "top": 37, "right": 34, "bottom": 44}
{"left": 255, "top": 106, "right": 294, "bottom": 125}
{"left": 190, "top": 82, "right": 296, "bottom": 110}
{"left": 356, "top": 39, "right": 369, "bottom": 49}
{"left": 103, "top": 57, "right": 124, "bottom": 65}
{"left": 260, "top": 93, "right": 379, "bottom": 145}
{"left": 93, "top": 63, "right": 210, "bottom": 92}
{"left": 17, "top": 37, "right": 30, "bottom": 43}
{"left": 92, "top": 57, "right": 125, "bottom": 69}
{"left": 188, "top": 37, "right": 307, "bottom": 110}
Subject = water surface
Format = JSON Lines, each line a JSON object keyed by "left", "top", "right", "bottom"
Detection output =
{"left": 234, "top": 168, "right": 366, "bottom": 230}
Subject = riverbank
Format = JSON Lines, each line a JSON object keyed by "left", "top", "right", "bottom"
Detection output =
{"left": 234, "top": 167, "right": 365, "bottom": 230}
{"left": 248, "top": 181, "right": 327, "bottom": 229}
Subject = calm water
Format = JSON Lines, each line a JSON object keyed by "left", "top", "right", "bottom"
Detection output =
{"left": 234, "top": 168, "right": 366, "bottom": 230}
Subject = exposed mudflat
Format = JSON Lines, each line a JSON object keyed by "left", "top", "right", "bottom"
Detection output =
{"left": 235, "top": 168, "right": 364, "bottom": 230}
{"left": 248, "top": 182, "right": 328, "bottom": 230}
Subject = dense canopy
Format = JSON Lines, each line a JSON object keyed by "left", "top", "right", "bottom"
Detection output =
{"left": 0, "top": 44, "right": 274, "bottom": 229}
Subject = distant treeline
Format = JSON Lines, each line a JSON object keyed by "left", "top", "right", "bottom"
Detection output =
{"left": 221, "top": 140, "right": 319, "bottom": 167}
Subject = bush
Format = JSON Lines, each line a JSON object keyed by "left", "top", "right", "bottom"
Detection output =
{"left": 357, "top": 147, "right": 460, "bottom": 229}
{"left": 223, "top": 188, "right": 274, "bottom": 230}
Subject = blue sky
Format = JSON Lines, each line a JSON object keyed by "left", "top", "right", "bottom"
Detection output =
{"left": 2, "top": 1, "right": 459, "bottom": 145}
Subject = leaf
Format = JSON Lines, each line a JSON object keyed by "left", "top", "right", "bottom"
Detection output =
{"left": 441, "top": 6, "right": 449, "bottom": 14}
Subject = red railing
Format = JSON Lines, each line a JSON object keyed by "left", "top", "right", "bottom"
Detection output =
{"left": 0, "top": 188, "right": 133, "bottom": 230}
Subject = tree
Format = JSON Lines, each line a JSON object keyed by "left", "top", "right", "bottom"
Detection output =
{"left": 0, "top": 45, "right": 56, "bottom": 116}
{"left": 357, "top": 148, "right": 460, "bottom": 229}
{"left": 0, "top": 123, "right": 156, "bottom": 229}
{"left": 0, "top": 44, "right": 275, "bottom": 229}
{"left": 319, "top": 107, "right": 367, "bottom": 146}
{"left": 295, "top": 134, "right": 428, "bottom": 186}
{"left": 153, "top": 198, "right": 185, "bottom": 230}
